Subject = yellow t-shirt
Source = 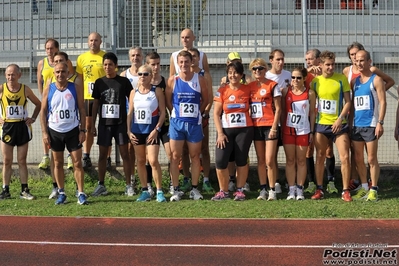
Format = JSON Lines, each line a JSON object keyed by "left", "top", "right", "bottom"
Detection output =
{"left": 76, "top": 50, "right": 106, "bottom": 100}
{"left": 311, "top": 73, "right": 350, "bottom": 125}
{"left": 1, "top": 83, "right": 28, "bottom": 122}
{"left": 41, "top": 58, "right": 54, "bottom": 88}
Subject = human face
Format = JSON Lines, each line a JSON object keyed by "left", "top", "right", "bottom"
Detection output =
{"left": 54, "top": 55, "right": 67, "bottom": 64}
{"left": 270, "top": 51, "right": 285, "bottom": 73}
{"left": 349, "top": 47, "right": 359, "bottom": 65}
{"left": 103, "top": 59, "right": 117, "bottom": 78}
{"left": 5, "top": 66, "right": 21, "bottom": 83}
{"left": 180, "top": 29, "right": 195, "bottom": 49}
{"left": 147, "top": 58, "right": 160, "bottom": 75}
{"left": 227, "top": 67, "right": 243, "bottom": 86}
{"left": 54, "top": 64, "right": 69, "bottom": 83}
{"left": 251, "top": 65, "right": 267, "bottom": 80}
{"left": 88, "top": 33, "right": 102, "bottom": 53}
{"left": 45, "top": 41, "right": 58, "bottom": 58}
{"left": 129, "top": 49, "right": 143, "bottom": 66}
{"left": 355, "top": 51, "right": 371, "bottom": 73}
{"left": 321, "top": 58, "right": 335, "bottom": 77}
{"left": 188, "top": 51, "right": 199, "bottom": 67}
{"left": 305, "top": 52, "right": 319, "bottom": 68}
{"left": 291, "top": 71, "right": 304, "bottom": 88}
{"left": 177, "top": 55, "right": 192, "bottom": 74}
{"left": 137, "top": 67, "right": 152, "bottom": 86}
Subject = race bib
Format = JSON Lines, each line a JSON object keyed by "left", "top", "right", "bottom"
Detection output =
{"left": 6, "top": 105, "right": 24, "bottom": 119}
{"left": 354, "top": 95, "right": 370, "bottom": 111}
{"left": 87, "top": 82, "right": 94, "bottom": 96}
{"left": 286, "top": 112, "right": 303, "bottom": 128}
{"left": 226, "top": 112, "right": 246, "bottom": 127}
{"left": 251, "top": 103, "right": 263, "bottom": 118}
{"left": 134, "top": 108, "right": 151, "bottom": 124}
{"left": 52, "top": 109, "right": 75, "bottom": 122}
{"left": 319, "top": 99, "right": 337, "bottom": 114}
{"left": 102, "top": 104, "right": 120, "bottom": 119}
{"left": 179, "top": 102, "right": 199, "bottom": 118}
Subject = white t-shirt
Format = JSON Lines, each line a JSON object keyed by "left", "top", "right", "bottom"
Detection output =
{"left": 266, "top": 69, "right": 291, "bottom": 92}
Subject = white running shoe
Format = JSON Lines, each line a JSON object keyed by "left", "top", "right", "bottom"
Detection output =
{"left": 257, "top": 188, "right": 268, "bottom": 200}
{"left": 125, "top": 185, "right": 135, "bottom": 196}
{"left": 228, "top": 181, "right": 236, "bottom": 192}
{"left": 189, "top": 188, "right": 203, "bottom": 200}
{"left": 48, "top": 187, "right": 58, "bottom": 199}
{"left": 147, "top": 185, "right": 155, "bottom": 198}
{"left": 243, "top": 182, "right": 250, "bottom": 192}
{"left": 91, "top": 184, "right": 108, "bottom": 196}
{"left": 268, "top": 189, "right": 277, "bottom": 201}
{"left": 275, "top": 183, "right": 282, "bottom": 194}
{"left": 296, "top": 187, "right": 305, "bottom": 200}
{"left": 286, "top": 186, "right": 296, "bottom": 200}
{"left": 170, "top": 190, "right": 184, "bottom": 202}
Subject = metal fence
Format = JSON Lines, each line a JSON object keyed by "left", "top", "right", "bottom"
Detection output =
{"left": 0, "top": 0, "right": 398, "bottom": 166}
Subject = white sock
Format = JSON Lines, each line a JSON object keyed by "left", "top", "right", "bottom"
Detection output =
{"left": 203, "top": 177, "right": 209, "bottom": 183}
{"left": 361, "top": 183, "right": 369, "bottom": 191}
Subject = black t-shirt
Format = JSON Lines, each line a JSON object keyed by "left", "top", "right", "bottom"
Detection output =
{"left": 92, "top": 75, "right": 133, "bottom": 126}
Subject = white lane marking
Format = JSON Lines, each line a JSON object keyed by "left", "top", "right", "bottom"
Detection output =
{"left": 0, "top": 240, "right": 398, "bottom": 248}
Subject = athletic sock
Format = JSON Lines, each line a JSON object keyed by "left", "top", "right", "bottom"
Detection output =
{"left": 362, "top": 183, "right": 369, "bottom": 190}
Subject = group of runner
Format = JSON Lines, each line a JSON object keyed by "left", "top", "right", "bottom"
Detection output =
{"left": 0, "top": 29, "right": 394, "bottom": 204}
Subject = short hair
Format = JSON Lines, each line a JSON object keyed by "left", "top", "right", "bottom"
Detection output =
{"left": 226, "top": 61, "right": 244, "bottom": 75}
{"left": 319, "top": 50, "right": 335, "bottom": 63}
{"left": 347, "top": 42, "right": 365, "bottom": 58}
{"left": 5, "top": 64, "right": 21, "bottom": 73}
{"left": 129, "top": 46, "right": 143, "bottom": 55}
{"left": 45, "top": 38, "right": 59, "bottom": 49}
{"left": 357, "top": 50, "right": 371, "bottom": 61}
{"left": 249, "top": 58, "right": 268, "bottom": 70}
{"left": 269, "top": 49, "right": 285, "bottom": 60}
{"left": 177, "top": 50, "right": 193, "bottom": 61}
{"left": 306, "top": 49, "right": 321, "bottom": 59}
{"left": 292, "top": 66, "right": 308, "bottom": 79}
{"left": 145, "top": 51, "right": 160, "bottom": 63}
{"left": 103, "top": 52, "right": 118, "bottom": 65}
{"left": 188, "top": 48, "right": 200, "bottom": 57}
{"left": 54, "top": 51, "right": 69, "bottom": 61}
{"left": 138, "top": 65, "right": 152, "bottom": 75}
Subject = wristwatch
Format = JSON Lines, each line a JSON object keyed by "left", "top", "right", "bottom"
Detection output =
{"left": 156, "top": 126, "right": 161, "bottom": 132}
{"left": 80, "top": 129, "right": 87, "bottom": 133}
{"left": 378, "top": 120, "right": 384, "bottom": 125}
{"left": 202, "top": 113, "right": 210, "bottom": 119}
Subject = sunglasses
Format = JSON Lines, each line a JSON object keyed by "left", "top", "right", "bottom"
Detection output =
{"left": 291, "top": 76, "right": 302, "bottom": 80}
{"left": 252, "top": 66, "right": 266, "bottom": 71}
{"left": 138, "top": 72, "right": 150, "bottom": 76}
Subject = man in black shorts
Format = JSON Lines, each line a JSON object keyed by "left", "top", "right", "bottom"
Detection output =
{"left": 91, "top": 52, "right": 133, "bottom": 196}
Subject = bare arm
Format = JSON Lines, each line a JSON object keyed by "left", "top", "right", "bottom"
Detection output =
{"left": 25, "top": 85, "right": 41, "bottom": 125}
{"left": 202, "top": 53, "right": 210, "bottom": 73}
{"left": 213, "top": 100, "right": 228, "bottom": 149}
{"left": 91, "top": 99, "right": 99, "bottom": 136}
{"left": 169, "top": 55, "right": 176, "bottom": 77}
{"left": 308, "top": 89, "right": 316, "bottom": 142}
{"left": 165, "top": 76, "right": 174, "bottom": 113}
{"left": 204, "top": 72, "right": 213, "bottom": 114}
{"left": 127, "top": 89, "right": 135, "bottom": 138}
{"left": 37, "top": 60, "right": 44, "bottom": 95}
{"left": 39, "top": 85, "right": 50, "bottom": 147}
{"left": 374, "top": 76, "right": 386, "bottom": 139}
{"left": 371, "top": 66, "right": 395, "bottom": 91}
{"left": 199, "top": 75, "right": 209, "bottom": 113}
{"left": 76, "top": 82, "right": 86, "bottom": 144}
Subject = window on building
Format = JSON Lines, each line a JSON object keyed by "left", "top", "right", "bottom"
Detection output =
{"left": 295, "top": 0, "right": 325, "bottom": 9}
{"left": 340, "top": 0, "right": 364, "bottom": 10}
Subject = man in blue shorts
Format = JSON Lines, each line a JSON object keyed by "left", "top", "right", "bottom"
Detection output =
{"left": 165, "top": 50, "right": 209, "bottom": 201}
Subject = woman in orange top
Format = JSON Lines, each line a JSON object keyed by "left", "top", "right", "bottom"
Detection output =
{"left": 212, "top": 61, "right": 254, "bottom": 201}
{"left": 249, "top": 58, "right": 281, "bottom": 201}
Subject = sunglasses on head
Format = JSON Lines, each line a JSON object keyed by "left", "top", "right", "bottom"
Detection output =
{"left": 252, "top": 66, "right": 265, "bottom": 71}
{"left": 291, "top": 76, "right": 302, "bottom": 80}
{"left": 138, "top": 72, "right": 150, "bottom": 76}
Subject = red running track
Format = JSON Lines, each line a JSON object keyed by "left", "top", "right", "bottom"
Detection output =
{"left": 0, "top": 216, "right": 398, "bottom": 265}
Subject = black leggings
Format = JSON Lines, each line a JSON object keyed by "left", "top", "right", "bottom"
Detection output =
{"left": 215, "top": 127, "right": 254, "bottom": 169}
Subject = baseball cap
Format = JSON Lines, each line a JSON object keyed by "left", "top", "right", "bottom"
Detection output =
{"left": 227, "top": 52, "right": 241, "bottom": 61}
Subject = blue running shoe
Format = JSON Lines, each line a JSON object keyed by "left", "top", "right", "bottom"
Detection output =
{"left": 55, "top": 193, "right": 67, "bottom": 205}
{"left": 77, "top": 193, "right": 89, "bottom": 205}
{"left": 156, "top": 191, "right": 167, "bottom": 202}
{"left": 136, "top": 191, "right": 151, "bottom": 202}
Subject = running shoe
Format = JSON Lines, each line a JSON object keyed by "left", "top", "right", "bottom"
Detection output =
{"left": 304, "top": 181, "right": 316, "bottom": 194}
{"left": 275, "top": 182, "right": 282, "bottom": 194}
{"left": 136, "top": 191, "right": 151, "bottom": 202}
{"left": 348, "top": 179, "right": 361, "bottom": 192}
{"left": 286, "top": 186, "right": 296, "bottom": 200}
{"left": 233, "top": 191, "right": 246, "bottom": 201}
{"left": 38, "top": 156, "right": 50, "bottom": 170}
{"left": 243, "top": 182, "right": 251, "bottom": 192}
{"left": 296, "top": 187, "right": 305, "bottom": 200}
{"left": 228, "top": 181, "right": 236, "bottom": 192}
{"left": 67, "top": 155, "right": 73, "bottom": 170}
{"left": 366, "top": 189, "right": 378, "bottom": 202}
{"left": 169, "top": 185, "right": 175, "bottom": 195}
{"left": 189, "top": 188, "right": 203, "bottom": 200}
{"left": 267, "top": 189, "right": 277, "bottom": 201}
{"left": 0, "top": 190, "right": 11, "bottom": 200}
{"left": 55, "top": 193, "right": 67, "bottom": 205}
{"left": 156, "top": 191, "right": 167, "bottom": 202}
{"left": 91, "top": 184, "right": 108, "bottom": 196}
{"left": 181, "top": 180, "right": 191, "bottom": 192}
{"left": 311, "top": 189, "right": 324, "bottom": 200}
{"left": 352, "top": 187, "right": 368, "bottom": 200}
{"left": 202, "top": 181, "right": 214, "bottom": 193}
{"left": 20, "top": 189, "right": 35, "bottom": 200}
{"left": 341, "top": 190, "right": 353, "bottom": 202}
{"left": 170, "top": 190, "right": 184, "bottom": 202}
{"left": 211, "top": 191, "right": 229, "bottom": 201}
{"left": 83, "top": 156, "right": 92, "bottom": 169}
{"left": 257, "top": 188, "right": 268, "bottom": 200}
{"left": 326, "top": 181, "right": 338, "bottom": 194}
{"left": 147, "top": 185, "right": 155, "bottom": 198}
{"left": 48, "top": 187, "right": 59, "bottom": 199}
{"left": 125, "top": 185, "right": 135, "bottom": 196}
{"left": 77, "top": 193, "right": 89, "bottom": 205}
